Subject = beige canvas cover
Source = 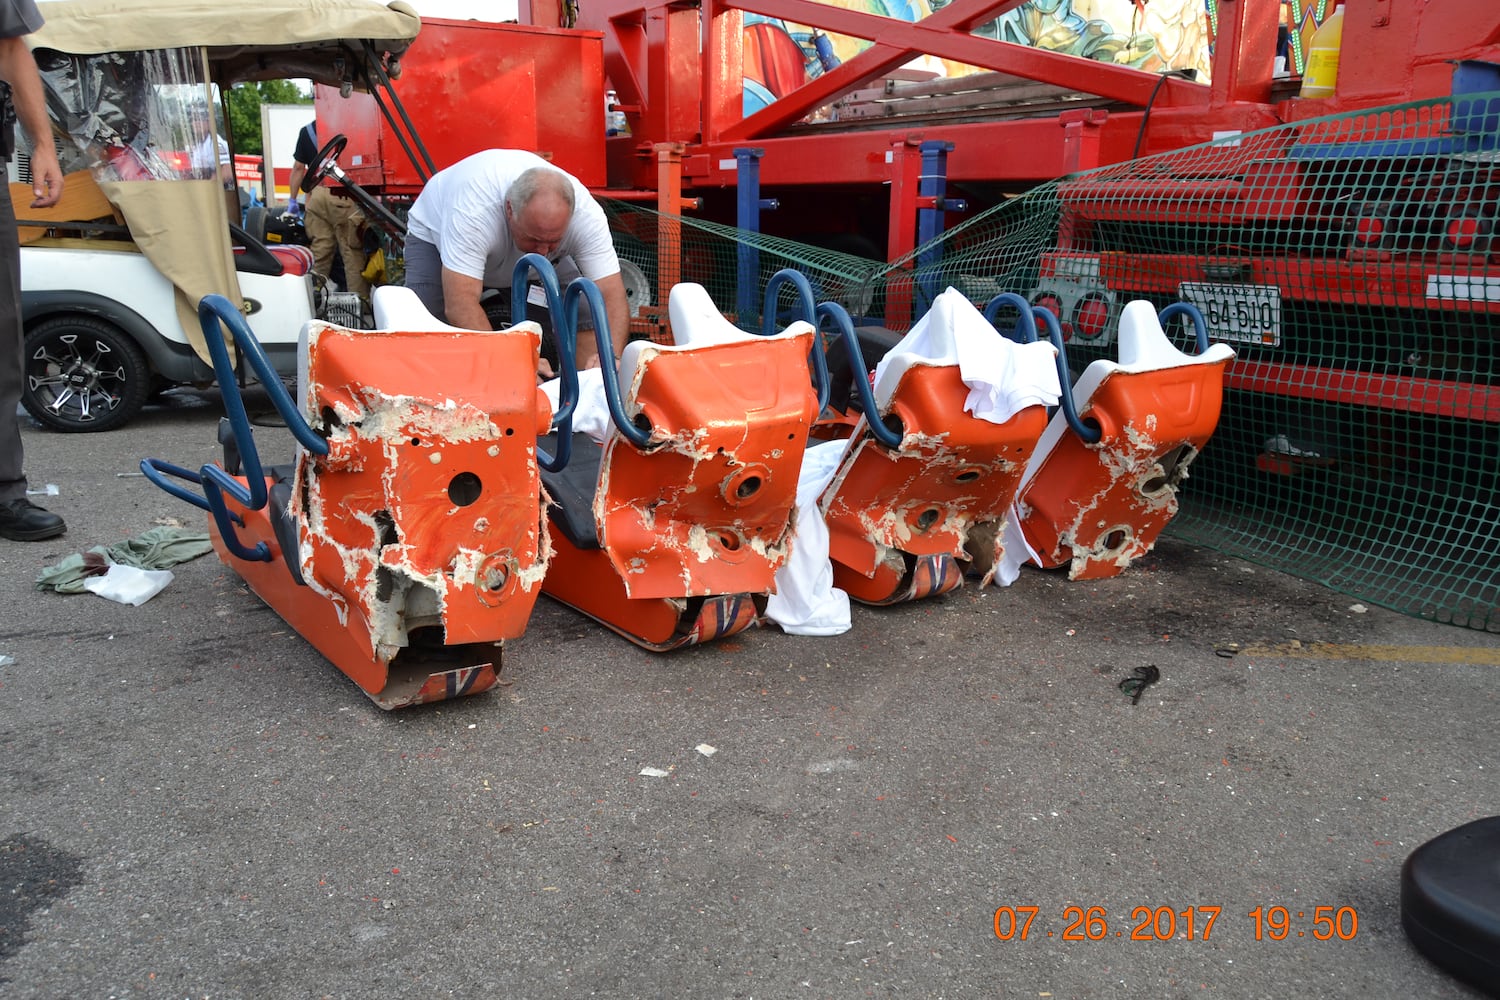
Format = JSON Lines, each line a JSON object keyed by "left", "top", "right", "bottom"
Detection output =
{"left": 27, "top": 0, "right": 421, "bottom": 85}
{"left": 100, "top": 178, "right": 246, "bottom": 358}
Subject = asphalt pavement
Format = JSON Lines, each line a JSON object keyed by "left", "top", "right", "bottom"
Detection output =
{"left": 1, "top": 390, "right": 1496, "bottom": 999}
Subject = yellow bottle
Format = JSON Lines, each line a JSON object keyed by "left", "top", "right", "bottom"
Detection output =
{"left": 1300, "top": 4, "right": 1344, "bottom": 99}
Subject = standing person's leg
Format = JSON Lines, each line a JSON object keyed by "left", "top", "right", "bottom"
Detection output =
{"left": 0, "top": 182, "right": 63, "bottom": 540}
{"left": 331, "top": 196, "right": 370, "bottom": 298}
{"left": 304, "top": 186, "right": 338, "bottom": 284}
{"left": 0, "top": 183, "right": 24, "bottom": 503}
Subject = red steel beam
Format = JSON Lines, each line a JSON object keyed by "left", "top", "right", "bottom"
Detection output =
{"left": 1227, "top": 361, "right": 1500, "bottom": 424}
{"left": 1088, "top": 252, "right": 1500, "bottom": 314}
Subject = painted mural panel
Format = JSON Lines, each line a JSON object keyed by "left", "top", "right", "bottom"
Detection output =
{"left": 744, "top": 0, "right": 1217, "bottom": 116}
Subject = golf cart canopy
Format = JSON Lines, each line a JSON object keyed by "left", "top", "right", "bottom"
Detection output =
{"left": 26, "top": 0, "right": 421, "bottom": 88}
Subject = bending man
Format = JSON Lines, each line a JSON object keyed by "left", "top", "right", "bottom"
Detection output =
{"left": 403, "top": 149, "right": 628, "bottom": 370}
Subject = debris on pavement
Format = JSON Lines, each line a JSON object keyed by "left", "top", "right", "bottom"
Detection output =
{"left": 35, "top": 526, "right": 214, "bottom": 595}
{"left": 1118, "top": 664, "right": 1161, "bottom": 705}
{"left": 81, "top": 565, "right": 175, "bottom": 607}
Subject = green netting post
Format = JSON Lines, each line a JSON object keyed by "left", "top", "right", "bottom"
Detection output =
{"left": 735, "top": 147, "right": 779, "bottom": 328}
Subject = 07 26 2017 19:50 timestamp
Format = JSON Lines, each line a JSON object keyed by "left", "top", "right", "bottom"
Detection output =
{"left": 992, "top": 905, "right": 1360, "bottom": 942}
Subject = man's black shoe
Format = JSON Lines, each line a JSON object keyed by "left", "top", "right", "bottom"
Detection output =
{"left": 0, "top": 498, "right": 66, "bottom": 541}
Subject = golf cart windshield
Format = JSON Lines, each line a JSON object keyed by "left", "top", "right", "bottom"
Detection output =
{"left": 37, "top": 47, "right": 218, "bottom": 183}
{"left": 22, "top": 0, "right": 421, "bottom": 363}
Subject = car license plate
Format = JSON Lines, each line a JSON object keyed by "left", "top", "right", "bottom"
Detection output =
{"left": 1178, "top": 282, "right": 1281, "bottom": 346}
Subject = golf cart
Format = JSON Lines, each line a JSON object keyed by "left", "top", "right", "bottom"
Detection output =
{"left": 10, "top": 0, "right": 422, "bottom": 432}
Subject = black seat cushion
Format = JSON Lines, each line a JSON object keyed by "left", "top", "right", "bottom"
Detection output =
{"left": 266, "top": 465, "right": 305, "bottom": 585}
{"left": 825, "top": 324, "right": 904, "bottom": 415}
{"left": 539, "top": 433, "right": 604, "bottom": 550}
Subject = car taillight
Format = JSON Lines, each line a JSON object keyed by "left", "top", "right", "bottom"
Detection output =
{"left": 1073, "top": 295, "right": 1109, "bottom": 340}
{"left": 1445, "top": 215, "right": 1482, "bottom": 250}
{"left": 1353, "top": 215, "right": 1385, "bottom": 244}
{"left": 1031, "top": 293, "right": 1063, "bottom": 316}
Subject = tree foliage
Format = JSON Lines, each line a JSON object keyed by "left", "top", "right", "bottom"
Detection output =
{"left": 225, "top": 80, "right": 312, "bottom": 155}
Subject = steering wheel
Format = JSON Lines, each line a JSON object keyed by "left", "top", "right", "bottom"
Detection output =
{"left": 301, "top": 134, "right": 348, "bottom": 193}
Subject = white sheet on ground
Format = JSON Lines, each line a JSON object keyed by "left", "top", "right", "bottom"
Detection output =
{"left": 994, "top": 501, "right": 1045, "bottom": 588}
{"left": 81, "top": 563, "right": 175, "bottom": 607}
{"left": 766, "top": 439, "right": 852, "bottom": 636}
{"left": 871, "top": 286, "right": 1060, "bottom": 424}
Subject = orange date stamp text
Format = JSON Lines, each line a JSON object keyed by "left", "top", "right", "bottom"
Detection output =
{"left": 992, "top": 905, "right": 1359, "bottom": 942}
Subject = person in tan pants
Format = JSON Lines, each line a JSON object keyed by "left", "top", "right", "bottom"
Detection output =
{"left": 305, "top": 184, "right": 369, "bottom": 298}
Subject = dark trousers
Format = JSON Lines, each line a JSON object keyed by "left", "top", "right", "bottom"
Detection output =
{"left": 401, "top": 236, "right": 594, "bottom": 367}
{"left": 0, "top": 180, "right": 26, "bottom": 501}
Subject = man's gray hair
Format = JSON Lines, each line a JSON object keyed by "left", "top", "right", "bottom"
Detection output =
{"left": 506, "top": 167, "right": 576, "bottom": 215}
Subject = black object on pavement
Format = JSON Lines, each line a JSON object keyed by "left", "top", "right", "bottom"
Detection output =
{"left": 1118, "top": 665, "right": 1160, "bottom": 705}
{"left": 1402, "top": 816, "right": 1500, "bottom": 997}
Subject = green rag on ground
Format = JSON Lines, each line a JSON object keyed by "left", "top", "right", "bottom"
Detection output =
{"left": 35, "top": 526, "right": 215, "bottom": 594}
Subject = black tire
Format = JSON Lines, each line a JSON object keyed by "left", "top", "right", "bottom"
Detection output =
{"left": 612, "top": 231, "right": 656, "bottom": 300}
{"left": 245, "top": 204, "right": 269, "bottom": 244}
{"left": 22, "top": 316, "right": 152, "bottom": 433}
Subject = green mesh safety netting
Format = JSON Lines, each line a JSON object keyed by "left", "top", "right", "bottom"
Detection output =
{"left": 871, "top": 90, "right": 1500, "bottom": 631}
{"left": 599, "top": 199, "right": 888, "bottom": 337}
{"left": 602, "top": 89, "right": 1500, "bottom": 630}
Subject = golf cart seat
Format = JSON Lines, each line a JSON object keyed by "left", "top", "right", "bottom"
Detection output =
{"left": 10, "top": 169, "right": 119, "bottom": 243}
{"left": 1016, "top": 299, "right": 1235, "bottom": 580}
{"left": 230, "top": 242, "right": 313, "bottom": 276}
{"left": 265, "top": 244, "right": 313, "bottom": 276}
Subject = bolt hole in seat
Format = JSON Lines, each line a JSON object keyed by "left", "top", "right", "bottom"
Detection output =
{"left": 278, "top": 284, "right": 550, "bottom": 695}
{"left": 1012, "top": 299, "right": 1235, "bottom": 580}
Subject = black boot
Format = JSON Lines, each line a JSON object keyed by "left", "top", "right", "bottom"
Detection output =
{"left": 0, "top": 498, "right": 67, "bottom": 541}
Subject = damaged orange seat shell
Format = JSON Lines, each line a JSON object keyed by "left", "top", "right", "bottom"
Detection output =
{"left": 214, "top": 288, "right": 553, "bottom": 707}
{"left": 1016, "top": 300, "right": 1236, "bottom": 581}
{"left": 814, "top": 292, "right": 1059, "bottom": 606}
{"left": 819, "top": 358, "right": 1052, "bottom": 604}
{"left": 541, "top": 283, "right": 820, "bottom": 648}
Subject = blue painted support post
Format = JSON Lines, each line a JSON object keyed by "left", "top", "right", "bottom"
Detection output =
{"left": 735, "top": 147, "right": 779, "bottom": 329}
{"left": 915, "top": 140, "right": 967, "bottom": 316}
